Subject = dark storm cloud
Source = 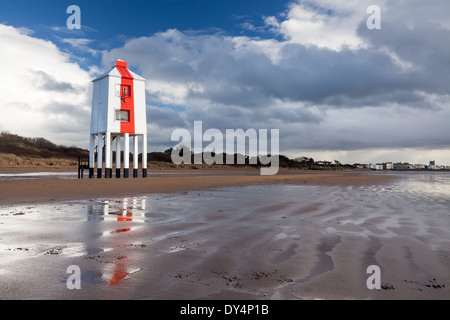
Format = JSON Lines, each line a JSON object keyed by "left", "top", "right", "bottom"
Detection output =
{"left": 357, "top": 20, "right": 450, "bottom": 95}
{"left": 45, "top": 101, "right": 90, "bottom": 118}
{"left": 100, "top": 2, "right": 450, "bottom": 153}
{"left": 31, "top": 70, "right": 78, "bottom": 93}
{"left": 147, "top": 105, "right": 187, "bottom": 128}
{"left": 322, "top": 90, "right": 438, "bottom": 110}
{"left": 104, "top": 26, "right": 448, "bottom": 114}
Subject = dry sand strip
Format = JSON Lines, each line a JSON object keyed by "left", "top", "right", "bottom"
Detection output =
{"left": 0, "top": 171, "right": 397, "bottom": 206}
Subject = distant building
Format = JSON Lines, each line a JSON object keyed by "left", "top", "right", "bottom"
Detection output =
{"left": 429, "top": 160, "right": 437, "bottom": 170}
{"left": 394, "top": 162, "right": 410, "bottom": 170}
{"left": 369, "top": 163, "right": 383, "bottom": 170}
{"left": 363, "top": 161, "right": 446, "bottom": 171}
{"left": 384, "top": 162, "right": 393, "bottom": 170}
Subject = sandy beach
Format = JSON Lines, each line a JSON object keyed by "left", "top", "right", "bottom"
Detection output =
{"left": 0, "top": 168, "right": 449, "bottom": 300}
{"left": 0, "top": 167, "right": 395, "bottom": 206}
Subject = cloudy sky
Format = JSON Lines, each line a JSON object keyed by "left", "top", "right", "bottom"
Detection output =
{"left": 1, "top": 0, "right": 449, "bottom": 165}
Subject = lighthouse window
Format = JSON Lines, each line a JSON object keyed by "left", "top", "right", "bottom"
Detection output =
{"left": 115, "top": 110, "right": 129, "bottom": 122}
{"left": 121, "top": 85, "right": 131, "bottom": 97}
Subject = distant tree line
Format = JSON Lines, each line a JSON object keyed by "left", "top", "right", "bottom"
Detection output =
{"left": 0, "top": 131, "right": 352, "bottom": 170}
{"left": 0, "top": 131, "right": 88, "bottom": 159}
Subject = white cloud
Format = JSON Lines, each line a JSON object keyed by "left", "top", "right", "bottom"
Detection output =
{"left": 266, "top": 0, "right": 372, "bottom": 51}
{"left": 60, "top": 38, "right": 99, "bottom": 56}
{"left": 231, "top": 36, "right": 283, "bottom": 64}
{"left": 147, "top": 80, "right": 199, "bottom": 106}
{"left": 0, "top": 24, "right": 92, "bottom": 147}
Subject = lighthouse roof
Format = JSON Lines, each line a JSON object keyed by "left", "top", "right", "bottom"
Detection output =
{"left": 92, "top": 60, "right": 145, "bottom": 82}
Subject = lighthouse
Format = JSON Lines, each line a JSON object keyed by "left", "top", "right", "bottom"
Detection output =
{"left": 89, "top": 60, "right": 147, "bottom": 178}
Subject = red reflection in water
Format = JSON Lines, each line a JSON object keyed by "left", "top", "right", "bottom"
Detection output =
{"left": 117, "top": 214, "right": 133, "bottom": 222}
{"left": 106, "top": 199, "right": 145, "bottom": 286}
{"left": 109, "top": 256, "right": 129, "bottom": 286}
{"left": 115, "top": 210, "right": 132, "bottom": 231}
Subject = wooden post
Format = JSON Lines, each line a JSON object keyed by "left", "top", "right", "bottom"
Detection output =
{"left": 124, "top": 133, "right": 129, "bottom": 178}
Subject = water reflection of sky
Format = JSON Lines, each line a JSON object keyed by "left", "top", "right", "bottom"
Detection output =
{"left": 0, "top": 172, "right": 78, "bottom": 179}
{"left": 391, "top": 172, "right": 450, "bottom": 207}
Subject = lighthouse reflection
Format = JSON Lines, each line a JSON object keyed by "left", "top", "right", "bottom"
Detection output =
{"left": 86, "top": 196, "right": 146, "bottom": 285}
{"left": 108, "top": 256, "right": 129, "bottom": 286}
{"left": 87, "top": 196, "right": 146, "bottom": 224}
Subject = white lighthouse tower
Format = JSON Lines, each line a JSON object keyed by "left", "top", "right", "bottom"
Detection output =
{"left": 89, "top": 60, "right": 147, "bottom": 178}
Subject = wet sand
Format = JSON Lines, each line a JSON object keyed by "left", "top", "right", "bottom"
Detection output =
{"left": 0, "top": 169, "right": 395, "bottom": 206}
{"left": 0, "top": 170, "right": 449, "bottom": 300}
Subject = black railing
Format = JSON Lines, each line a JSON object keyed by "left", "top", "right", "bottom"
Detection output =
{"left": 78, "top": 156, "right": 89, "bottom": 179}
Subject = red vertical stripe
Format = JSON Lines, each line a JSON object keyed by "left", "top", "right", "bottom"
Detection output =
{"left": 117, "top": 64, "right": 135, "bottom": 134}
